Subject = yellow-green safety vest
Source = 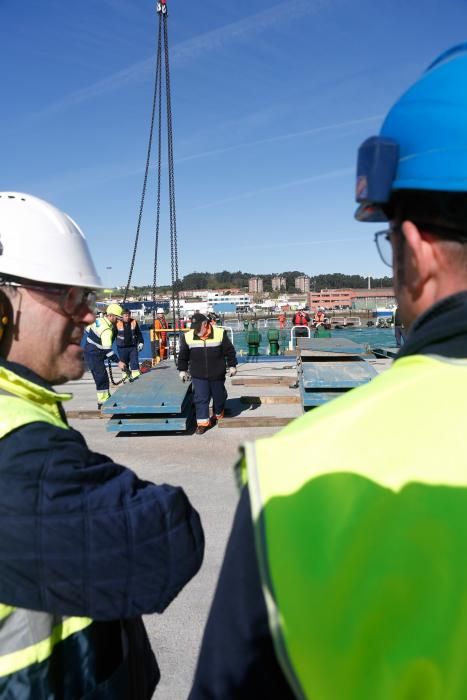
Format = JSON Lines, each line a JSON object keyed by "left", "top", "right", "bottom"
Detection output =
{"left": 85, "top": 315, "right": 114, "bottom": 350}
{"left": 184, "top": 325, "right": 224, "bottom": 348}
{"left": 0, "top": 366, "right": 93, "bottom": 685}
{"left": 242, "top": 354, "right": 467, "bottom": 700}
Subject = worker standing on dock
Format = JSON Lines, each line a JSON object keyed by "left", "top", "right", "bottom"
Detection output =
{"left": 152, "top": 306, "right": 169, "bottom": 361}
{"left": 178, "top": 313, "right": 237, "bottom": 434}
{"left": 292, "top": 308, "right": 310, "bottom": 339}
{"left": 0, "top": 193, "right": 204, "bottom": 698}
{"left": 116, "top": 307, "right": 144, "bottom": 380}
{"left": 84, "top": 302, "right": 127, "bottom": 409}
{"left": 313, "top": 307, "right": 325, "bottom": 325}
{"left": 393, "top": 306, "right": 406, "bottom": 347}
{"left": 190, "top": 44, "right": 467, "bottom": 699}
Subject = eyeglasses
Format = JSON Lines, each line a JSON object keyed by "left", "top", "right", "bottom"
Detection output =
{"left": 12, "top": 282, "right": 97, "bottom": 318}
{"left": 374, "top": 226, "right": 402, "bottom": 267}
{"left": 375, "top": 221, "right": 467, "bottom": 268}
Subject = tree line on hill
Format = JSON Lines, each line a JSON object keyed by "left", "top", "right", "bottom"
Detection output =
{"left": 139, "top": 270, "right": 393, "bottom": 294}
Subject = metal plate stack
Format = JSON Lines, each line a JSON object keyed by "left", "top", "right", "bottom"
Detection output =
{"left": 296, "top": 337, "right": 377, "bottom": 409}
{"left": 102, "top": 363, "right": 193, "bottom": 433}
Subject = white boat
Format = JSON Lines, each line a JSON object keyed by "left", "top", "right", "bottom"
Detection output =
{"left": 372, "top": 306, "right": 396, "bottom": 319}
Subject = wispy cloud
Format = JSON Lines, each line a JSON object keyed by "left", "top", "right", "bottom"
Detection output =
{"left": 185, "top": 166, "right": 353, "bottom": 211}
{"left": 172, "top": 0, "right": 326, "bottom": 61}
{"left": 177, "top": 115, "right": 383, "bottom": 164}
{"left": 28, "top": 116, "right": 364, "bottom": 196}
{"left": 27, "top": 0, "right": 330, "bottom": 121}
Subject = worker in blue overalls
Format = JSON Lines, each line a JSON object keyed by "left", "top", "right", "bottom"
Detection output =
{"left": 116, "top": 308, "right": 144, "bottom": 381}
{"left": 84, "top": 303, "right": 127, "bottom": 409}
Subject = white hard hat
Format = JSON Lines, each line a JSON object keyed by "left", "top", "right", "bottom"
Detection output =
{"left": 0, "top": 192, "right": 103, "bottom": 288}
{"left": 157, "top": 307, "right": 165, "bottom": 314}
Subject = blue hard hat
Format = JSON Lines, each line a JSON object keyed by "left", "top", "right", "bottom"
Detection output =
{"left": 355, "top": 43, "right": 467, "bottom": 221}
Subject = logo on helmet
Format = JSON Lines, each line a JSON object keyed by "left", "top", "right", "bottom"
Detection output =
{"left": 356, "top": 175, "right": 368, "bottom": 200}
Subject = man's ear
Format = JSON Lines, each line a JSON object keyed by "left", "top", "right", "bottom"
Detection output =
{"left": 401, "top": 220, "right": 437, "bottom": 298}
{"left": 0, "top": 291, "right": 13, "bottom": 356}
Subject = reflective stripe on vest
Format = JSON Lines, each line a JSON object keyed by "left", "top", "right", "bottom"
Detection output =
{"left": 244, "top": 354, "right": 467, "bottom": 699}
{"left": 116, "top": 319, "right": 139, "bottom": 348}
{"left": 0, "top": 606, "right": 91, "bottom": 678}
{"left": 86, "top": 317, "right": 113, "bottom": 350}
{"left": 0, "top": 369, "right": 93, "bottom": 681}
{"left": 185, "top": 326, "right": 224, "bottom": 349}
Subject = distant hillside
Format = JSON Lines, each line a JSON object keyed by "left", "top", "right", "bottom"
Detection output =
{"left": 131, "top": 270, "right": 393, "bottom": 294}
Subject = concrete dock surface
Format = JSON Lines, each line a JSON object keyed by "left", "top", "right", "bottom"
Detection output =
{"left": 60, "top": 357, "right": 391, "bottom": 699}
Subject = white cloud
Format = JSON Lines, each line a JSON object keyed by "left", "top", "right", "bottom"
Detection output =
{"left": 185, "top": 166, "right": 354, "bottom": 211}
{"left": 28, "top": 0, "right": 331, "bottom": 119}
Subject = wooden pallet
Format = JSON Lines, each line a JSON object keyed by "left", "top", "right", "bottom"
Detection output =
{"left": 218, "top": 416, "right": 293, "bottom": 428}
{"left": 232, "top": 376, "right": 294, "bottom": 386}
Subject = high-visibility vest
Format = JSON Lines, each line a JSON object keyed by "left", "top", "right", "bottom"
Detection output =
{"left": 184, "top": 326, "right": 224, "bottom": 349}
{"left": 85, "top": 315, "right": 114, "bottom": 351}
{"left": 241, "top": 354, "right": 467, "bottom": 699}
{"left": 0, "top": 366, "right": 96, "bottom": 696}
{"left": 294, "top": 314, "right": 308, "bottom": 326}
{"left": 153, "top": 318, "right": 168, "bottom": 341}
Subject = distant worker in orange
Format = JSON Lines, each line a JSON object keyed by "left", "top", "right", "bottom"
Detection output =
{"left": 292, "top": 309, "right": 310, "bottom": 339}
{"left": 278, "top": 311, "right": 287, "bottom": 329}
{"left": 152, "top": 307, "right": 169, "bottom": 361}
{"left": 293, "top": 309, "right": 310, "bottom": 326}
{"left": 313, "top": 307, "right": 326, "bottom": 325}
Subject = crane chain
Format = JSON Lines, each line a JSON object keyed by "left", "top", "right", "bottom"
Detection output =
{"left": 122, "top": 3, "right": 181, "bottom": 368}
{"left": 163, "top": 13, "right": 181, "bottom": 359}
{"left": 107, "top": 358, "right": 124, "bottom": 386}
{"left": 123, "top": 17, "right": 163, "bottom": 303}
{"left": 152, "top": 14, "right": 163, "bottom": 323}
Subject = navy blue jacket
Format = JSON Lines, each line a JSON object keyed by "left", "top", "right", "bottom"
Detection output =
{"left": 177, "top": 327, "right": 237, "bottom": 380}
{"left": 0, "top": 359, "right": 205, "bottom": 696}
{"left": 189, "top": 292, "right": 467, "bottom": 699}
{"left": 116, "top": 319, "right": 144, "bottom": 348}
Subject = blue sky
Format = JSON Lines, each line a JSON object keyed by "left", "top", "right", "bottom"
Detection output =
{"left": 3, "top": 0, "right": 467, "bottom": 287}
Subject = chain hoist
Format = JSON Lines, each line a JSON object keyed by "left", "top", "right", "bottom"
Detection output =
{"left": 123, "top": 0, "right": 181, "bottom": 360}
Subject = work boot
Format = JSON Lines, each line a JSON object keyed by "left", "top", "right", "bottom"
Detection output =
{"left": 211, "top": 411, "right": 225, "bottom": 426}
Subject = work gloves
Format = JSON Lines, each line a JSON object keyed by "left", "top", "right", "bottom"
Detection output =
{"left": 229, "top": 366, "right": 237, "bottom": 377}
{"left": 138, "top": 343, "right": 144, "bottom": 351}
{"left": 179, "top": 371, "right": 189, "bottom": 382}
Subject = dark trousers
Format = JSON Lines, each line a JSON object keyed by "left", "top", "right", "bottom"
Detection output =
{"left": 295, "top": 326, "right": 308, "bottom": 338}
{"left": 118, "top": 345, "right": 139, "bottom": 370}
{"left": 85, "top": 347, "right": 109, "bottom": 391}
{"left": 395, "top": 326, "right": 407, "bottom": 348}
{"left": 191, "top": 377, "right": 227, "bottom": 422}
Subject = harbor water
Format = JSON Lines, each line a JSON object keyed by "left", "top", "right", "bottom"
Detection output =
{"left": 134, "top": 323, "right": 398, "bottom": 358}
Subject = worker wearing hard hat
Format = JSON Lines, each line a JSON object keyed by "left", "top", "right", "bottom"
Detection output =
{"left": 190, "top": 44, "right": 467, "bottom": 699}
{"left": 0, "top": 192, "right": 204, "bottom": 698}
{"left": 151, "top": 306, "right": 169, "bottom": 362}
{"left": 84, "top": 302, "right": 127, "bottom": 408}
{"left": 178, "top": 313, "right": 237, "bottom": 434}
